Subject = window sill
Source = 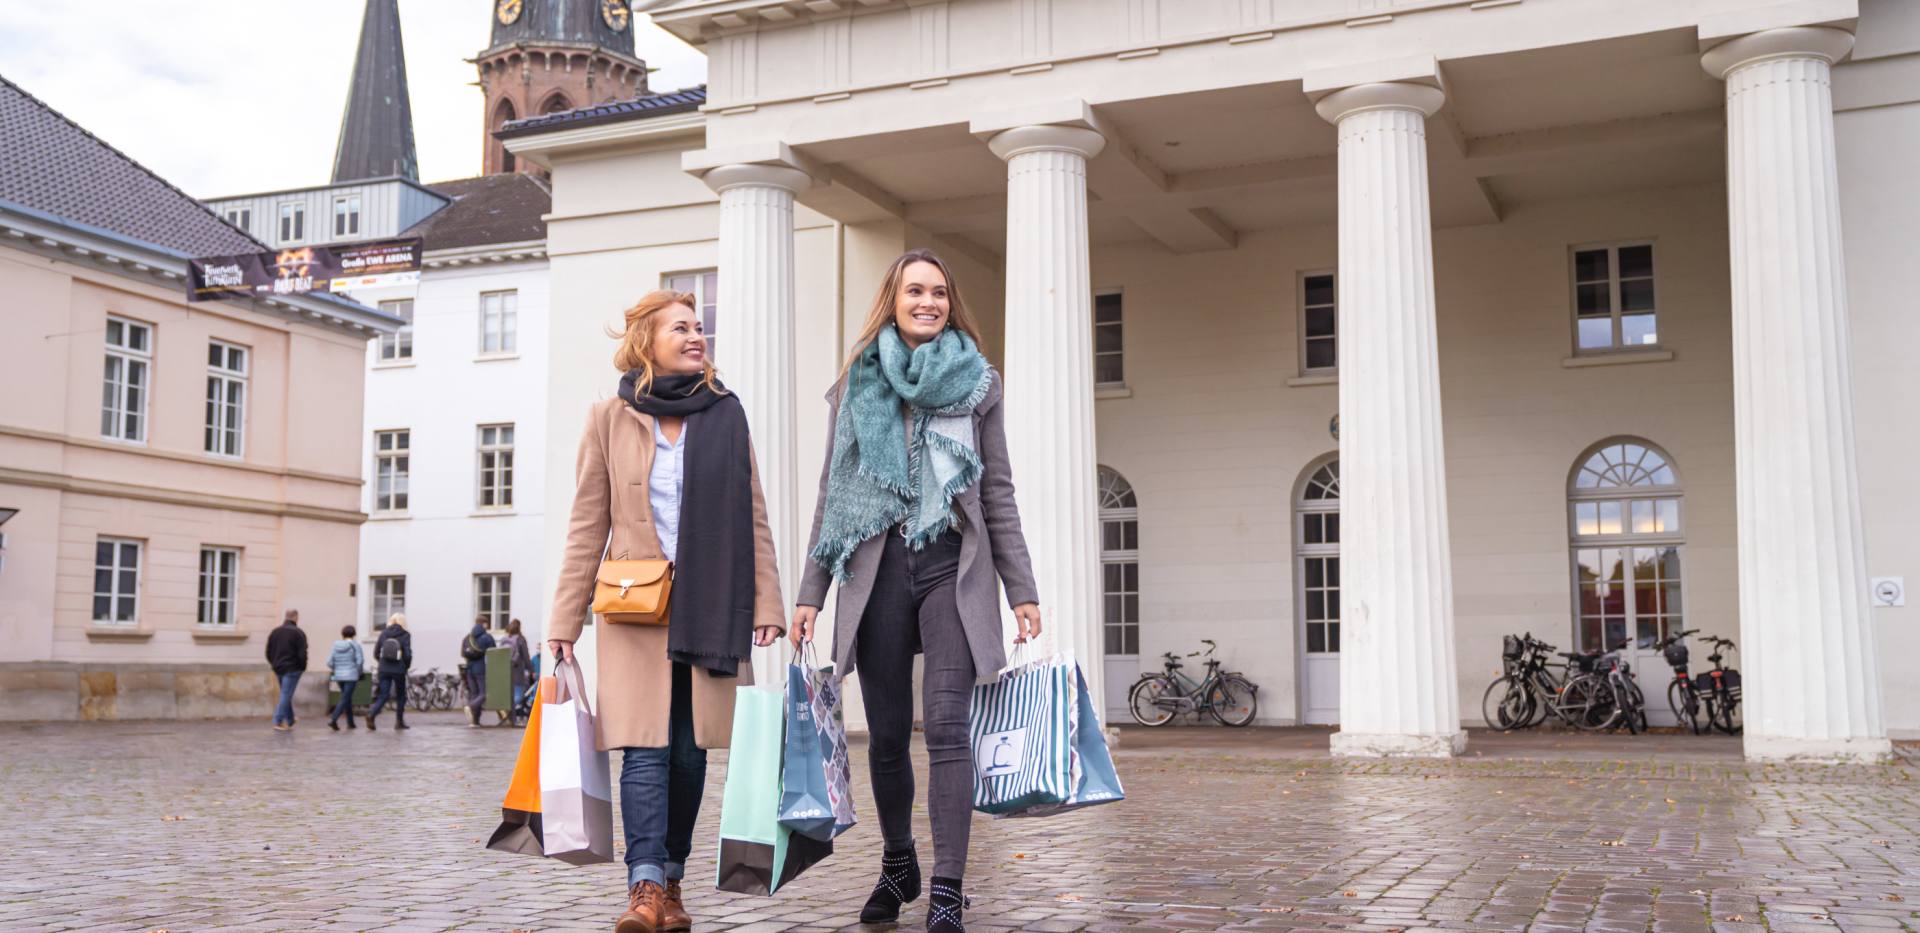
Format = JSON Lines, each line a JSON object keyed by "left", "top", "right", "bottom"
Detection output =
{"left": 473, "top": 353, "right": 521, "bottom": 363}
{"left": 470, "top": 509, "right": 517, "bottom": 518}
{"left": 86, "top": 625, "right": 154, "bottom": 642}
{"left": 367, "top": 512, "right": 411, "bottom": 521}
{"left": 1287, "top": 373, "right": 1337, "bottom": 387}
{"left": 192, "top": 627, "right": 251, "bottom": 643}
{"left": 1094, "top": 385, "right": 1132, "bottom": 400}
{"left": 1562, "top": 349, "right": 1674, "bottom": 369}
{"left": 373, "top": 360, "right": 417, "bottom": 370}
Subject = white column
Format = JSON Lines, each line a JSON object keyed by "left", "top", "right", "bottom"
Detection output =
{"left": 986, "top": 124, "right": 1108, "bottom": 714}
{"left": 1702, "top": 27, "right": 1890, "bottom": 763}
{"left": 702, "top": 163, "right": 811, "bottom": 684}
{"left": 1313, "top": 82, "right": 1465, "bottom": 758}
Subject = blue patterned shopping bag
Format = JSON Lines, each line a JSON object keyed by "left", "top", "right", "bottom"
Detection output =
{"left": 970, "top": 652, "right": 1124, "bottom": 818}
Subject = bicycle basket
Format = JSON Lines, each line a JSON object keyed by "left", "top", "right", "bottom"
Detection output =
{"left": 1502, "top": 635, "right": 1523, "bottom": 660}
{"left": 1662, "top": 641, "right": 1689, "bottom": 667}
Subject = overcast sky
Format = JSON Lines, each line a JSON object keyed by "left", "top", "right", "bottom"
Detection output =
{"left": 0, "top": 1, "right": 707, "bottom": 198}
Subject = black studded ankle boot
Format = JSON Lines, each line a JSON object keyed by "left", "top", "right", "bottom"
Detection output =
{"left": 926, "top": 876, "right": 966, "bottom": 933}
{"left": 859, "top": 847, "right": 921, "bottom": 923}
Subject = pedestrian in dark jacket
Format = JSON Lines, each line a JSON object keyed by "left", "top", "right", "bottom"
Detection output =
{"left": 462, "top": 618, "right": 496, "bottom": 727}
{"left": 501, "top": 618, "right": 532, "bottom": 722}
{"left": 326, "top": 625, "right": 364, "bottom": 731}
{"left": 265, "top": 610, "right": 308, "bottom": 732}
{"left": 366, "top": 614, "right": 412, "bottom": 731}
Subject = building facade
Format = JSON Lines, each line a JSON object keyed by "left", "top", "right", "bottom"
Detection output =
{"left": 0, "top": 77, "right": 398, "bottom": 720}
{"left": 479, "top": 0, "right": 649, "bottom": 175}
{"left": 504, "top": 0, "right": 1920, "bottom": 760}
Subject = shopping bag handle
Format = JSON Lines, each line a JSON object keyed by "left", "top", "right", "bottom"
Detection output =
{"left": 799, "top": 638, "right": 823, "bottom": 673}
{"left": 551, "top": 656, "right": 593, "bottom": 716}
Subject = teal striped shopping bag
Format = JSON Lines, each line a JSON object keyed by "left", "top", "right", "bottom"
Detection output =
{"left": 970, "top": 652, "right": 1123, "bottom": 817}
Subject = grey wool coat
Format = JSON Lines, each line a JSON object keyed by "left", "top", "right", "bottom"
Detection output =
{"left": 796, "top": 370, "right": 1040, "bottom": 685}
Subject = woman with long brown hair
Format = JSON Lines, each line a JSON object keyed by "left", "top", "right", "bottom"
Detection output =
{"left": 546, "top": 289, "right": 785, "bottom": 933}
{"left": 790, "top": 249, "right": 1041, "bottom": 932}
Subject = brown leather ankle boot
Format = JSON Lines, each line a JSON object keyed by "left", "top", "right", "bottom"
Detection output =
{"left": 615, "top": 880, "right": 664, "bottom": 933}
{"left": 659, "top": 879, "right": 692, "bottom": 932}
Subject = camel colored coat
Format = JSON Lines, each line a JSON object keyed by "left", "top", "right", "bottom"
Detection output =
{"left": 547, "top": 396, "right": 784, "bottom": 751}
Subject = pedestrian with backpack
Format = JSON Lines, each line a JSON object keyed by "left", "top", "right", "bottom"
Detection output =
{"left": 326, "top": 625, "right": 365, "bottom": 731}
{"left": 462, "top": 617, "right": 496, "bottom": 727}
{"left": 366, "top": 614, "right": 412, "bottom": 730}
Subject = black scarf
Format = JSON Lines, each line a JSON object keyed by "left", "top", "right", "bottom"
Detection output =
{"left": 618, "top": 370, "right": 756, "bottom": 677}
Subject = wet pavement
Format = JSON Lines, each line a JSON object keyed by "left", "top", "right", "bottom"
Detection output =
{"left": 3, "top": 717, "right": 1916, "bottom": 932}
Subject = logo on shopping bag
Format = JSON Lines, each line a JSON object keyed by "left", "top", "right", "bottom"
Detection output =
{"left": 977, "top": 728, "right": 1027, "bottom": 778}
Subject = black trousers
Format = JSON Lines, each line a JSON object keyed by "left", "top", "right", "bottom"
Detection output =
{"left": 367, "top": 672, "right": 406, "bottom": 720}
{"left": 857, "top": 528, "right": 975, "bottom": 880}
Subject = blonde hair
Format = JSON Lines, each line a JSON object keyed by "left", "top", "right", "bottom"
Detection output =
{"left": 610, "top": 289, "right": 723, "bottom": 394}
{"left": 838, "top": 249, "right": 986, "bottom": 381}
{"left": 386, "top": 613, "right": 406, "bottom": 629}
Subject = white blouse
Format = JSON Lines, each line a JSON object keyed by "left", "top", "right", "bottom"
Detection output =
{"left": 649, "top": 418, "right": 686, "bottom": 562}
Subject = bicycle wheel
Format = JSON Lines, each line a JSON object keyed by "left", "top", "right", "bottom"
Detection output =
{"left": 1128, "top": 676, "right": 1177, "bottom": 727}
{"left": 1207, "top": 675, "right": 1259, "bottom": 727}
{"left": 1709, "top": 686, "right": 1741, "bottom": 735}
{"left": 1481, "top": 676, "right": 1534, "bottom": 731}
{"left": 1668, "top": 680, "right": 1702, "bottom": 734}
{"left": 1561, "top": 675, "right": 1617, "bottom": 731}
{"left": 1616, "top": 679, "right": 1644, "bottom": 735}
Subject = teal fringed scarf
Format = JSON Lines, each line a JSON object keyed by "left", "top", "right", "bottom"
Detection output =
{"left": 810, "top": 326, "right": 992, "bottom": 581}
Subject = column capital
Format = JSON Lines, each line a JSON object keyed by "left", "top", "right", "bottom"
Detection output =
{"left": 698, "top": 162, "right": 813, "bottom": 196}
{"left": 1701, "top": 25, "right": 1855, "bottom": 80}
{"left": 1304, "top": 55, "right": 1446, "bottom": 125}
{"left": 1311, "top": 83, "right": 1446, "bottom": 125}
{"left": 985, "top": 124, "right": 1107, "bottom": 163}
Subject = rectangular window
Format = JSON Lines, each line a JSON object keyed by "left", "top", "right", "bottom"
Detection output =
{"left": 1300, "top": 272, "right": 1337, "bottom": 374}
{"left": 1094, "top": 290, "right": 1124, "bottom": 387}
{"left": 278, "top": 202, "right": 305, "bottom": 243}
{"left": 479, "top": 290, "right": 518, "bottom": 355}
{"left": 225, "top": 208, "right": 251, "bottom": 231}
{"left": 198, "top": 546, "right": 240, "bottom": 627}
{"left": 333, "top": 194, "right": 361, "bottom": 238}
{"left": 101, "top": 316, "right": 152, "bottom": 443}
{"left": 373, "top": 429, "right": 410, "bottom": 513}
{"left": 474, "top": 573, "right": 511, "bottom": 629}
{"left": 665, "top": 270, "right": 720, "bottom": 360}
{"left": 204, "top": 340, "right": 248, "bottom": 457}
{"left": 1572, "top": 242, "right": 1657, "bottom": 353}
{"left": 92, "top": 537, "right": 141, "bottom": 624}
{"left": 377, "top": 299, "right": 414, "bottom": 362}
{"left": 477, "top": 423, "right": 515, "bottom": 509}
{"left": 1102, "top": 561, "right": 1139, "bottom": 656}
{"left": 369, "top": 575, "right": 405, "bottom": 633}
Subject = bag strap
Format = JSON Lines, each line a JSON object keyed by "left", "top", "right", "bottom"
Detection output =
{"left": 550, "top": 657, "right": 593, "bottom": 716}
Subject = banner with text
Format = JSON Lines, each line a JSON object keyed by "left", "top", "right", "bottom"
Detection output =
{"left": 188, "top": 238, "right": 422, "bottom": 302}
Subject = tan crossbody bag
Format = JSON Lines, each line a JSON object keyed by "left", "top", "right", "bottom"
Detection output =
{"left": 590, "top": 558, "right": 674, "bottom": 625}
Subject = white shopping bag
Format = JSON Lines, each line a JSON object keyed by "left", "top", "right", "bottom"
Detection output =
{"left": 537, "top": 658, "right": 615, "bottom": 864}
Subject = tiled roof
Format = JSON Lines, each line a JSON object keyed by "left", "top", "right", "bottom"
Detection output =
{"left": 403, "top": 173, "right": 551, "bottom": 252}
{"left": 496, "top": 86, "right": 705, "bottom": 138}
{"left": 0, "top": 74, "right": 261, "bottom": 258}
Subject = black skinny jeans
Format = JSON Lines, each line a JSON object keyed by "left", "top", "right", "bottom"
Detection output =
{"left": 857, "top": 528, "right": 975, "bottom": 880}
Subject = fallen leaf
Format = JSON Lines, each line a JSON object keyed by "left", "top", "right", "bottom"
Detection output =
{"left": 1725, "top": 915, "right": 1744, "bottom": 922}
{"left": 1056, "top": 894, "right": 1083, "bottom": 902}
{"left": 1689, "top": 890, "right": 1707, "bottom": 895}
{"left": 1600, "top": 840, "right": 1624, "bottom": 847}
{"left": 1885, "top": 893, "right": 1904, "bottom": 902}
{"left": 1013, "top": 853, "right": 1030, "bottom": 860}
{"left": 1343, "top": 890, "right": 1358, "bottom": 897}
{"left": 1665, "top": 798, "right": 1676, "bottom": 804}
{"left": 1256, "top": 907, "right": 1295, "bottom": 913}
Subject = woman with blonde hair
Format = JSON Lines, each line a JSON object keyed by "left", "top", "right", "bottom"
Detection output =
{"left": 365, "top": 614, "right": 410, "bottom": 731}
{"left": 790, "top": 249, "right": 1041, "bottom": 932}
{"left": 547, "top": 289, "right": 784, "bottom": 933}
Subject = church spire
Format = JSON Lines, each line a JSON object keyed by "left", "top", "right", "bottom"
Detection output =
{"left": 332, "top": 0, "right": 418, "bottom": 184}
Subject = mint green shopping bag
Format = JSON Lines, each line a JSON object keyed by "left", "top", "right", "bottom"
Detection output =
{"left": 716, "top": 685, "right": 832, "bottom": 895}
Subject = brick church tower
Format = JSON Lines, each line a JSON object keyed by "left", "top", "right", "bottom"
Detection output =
{"left": 477, "top": 0, "right": 648, "bottom": 175}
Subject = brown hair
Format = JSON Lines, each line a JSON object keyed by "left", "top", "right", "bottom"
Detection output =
{"left": 609, "top": 289, "right": 723, "bottom": 394}
{"left": 838, "top": 249, "right": 986, "bottom": 381}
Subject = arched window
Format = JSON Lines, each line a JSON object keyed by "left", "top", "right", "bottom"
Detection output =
{"left": 1295, "top": 455, "right": 1341, "bottom": 725}
{"left": 539, "top": 92, "right": 573, "bottom": 115}
{"left": 1568, "top": 439, "right": 1683, "bottom": 652}
{"left": 490, "top": 99, "right": 518, "bottom": 173}
{"left": 1098, "top": 466, "right": 1138, "bottom": 657}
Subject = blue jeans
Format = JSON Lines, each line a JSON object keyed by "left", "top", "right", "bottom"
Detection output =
{"left": 273, "top": 671, "right": 302, "bottom": 726}
{"left": 620, "top": 662, "right": 707, "bottom": 888}
{"left": 329, "top": 677, "right": 359, "bottom": 726}
{"left": 368, "top": 672, "right": 406, "bottom": 718}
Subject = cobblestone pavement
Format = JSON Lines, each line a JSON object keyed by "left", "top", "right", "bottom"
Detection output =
{"left": 4, "top": 717, "right": 1918, "bottom": 933}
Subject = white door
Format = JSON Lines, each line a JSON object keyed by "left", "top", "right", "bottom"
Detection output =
{"left": 1569, "top": 441, "right": 1686, "bottom": 727}
{"left": 1099, "top": 467, "right": 1140, "bottom": 723}
{"left": 1297, "top": 459, "right": 1341, "bottom": 725}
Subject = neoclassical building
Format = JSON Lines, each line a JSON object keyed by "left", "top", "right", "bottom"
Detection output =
{"left": 501, "top": 0, "right": 1916, "bottom": 761}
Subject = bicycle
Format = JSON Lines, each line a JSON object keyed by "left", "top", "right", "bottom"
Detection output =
{"left": 1481, "top": 633, "right": 1594, "bottom": 730}
{"left": 1562, "top": 641, "right": 1645, "bottom": 733}
{"left": 1696, "top": 635, "right": 1742, "bottom": 735}
{"left": 1127, "top": 639, "right": 1259, "bottom": 727}
{"left": 1655, "top": 628, "right": 1705, "bottom": 734}
{"left": 407, "top": 668, "right": 436, "bottom": 710}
